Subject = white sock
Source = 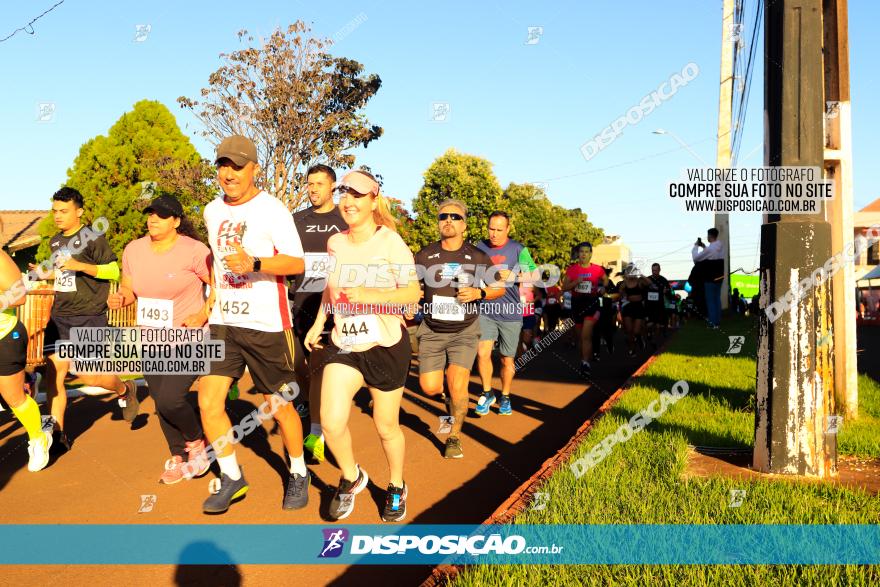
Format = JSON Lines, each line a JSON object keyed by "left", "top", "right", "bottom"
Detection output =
{"left": 217, "top": 453, "right": 241, "bottom": 481}
{"left": 289, "top": 454, "right": 307, "bottom": 476}
{"left": 309, "top": 423, "right": 323, "bottom": 438}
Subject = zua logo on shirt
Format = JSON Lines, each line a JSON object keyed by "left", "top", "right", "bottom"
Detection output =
{"left": 305, "top": 225, "right": 341, "bottom": 233}
{"left": 318, "top": 528, "right": 349, "bottom": 558}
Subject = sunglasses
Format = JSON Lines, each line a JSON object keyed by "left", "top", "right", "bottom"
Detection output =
{"left": 438, "top": 213, "right": 464, "bottom": 221}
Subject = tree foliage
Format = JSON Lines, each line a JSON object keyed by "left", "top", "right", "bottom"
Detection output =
{"left": 409, "top": 150, "right": 604, "bottom": 266}
{"left": 37, "top": 100, "right": 214, "bottom": 262}
{"left": 409, "top": 149, "right": 503, "bottom": 250}
{"left": 503, "top": 182, "right": 604, "bottom": 268}
{"left": 178, "top": 21, "right": 383, "bottom": 211}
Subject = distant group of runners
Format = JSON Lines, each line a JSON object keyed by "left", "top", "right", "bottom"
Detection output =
{"left": 0, "top": 134, "right": 683, "bottom": 521}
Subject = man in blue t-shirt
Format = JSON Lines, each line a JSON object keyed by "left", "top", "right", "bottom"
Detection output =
{"left": 475, "top": 211, "right": 538, "bottom": 417}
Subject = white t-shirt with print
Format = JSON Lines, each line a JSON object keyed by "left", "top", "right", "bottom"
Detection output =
{"left": 204, "top": 191, "right": 304, "bottom": 332}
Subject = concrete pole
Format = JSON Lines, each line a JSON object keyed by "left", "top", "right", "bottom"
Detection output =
{"left": 753, "top": 0, "right": 837, "bottom": 478}
{"left": 822, "top": 0, "right": 857, "bottom": 420}
{"left": 715, "top": 0, "right": 735, "bottom": 310}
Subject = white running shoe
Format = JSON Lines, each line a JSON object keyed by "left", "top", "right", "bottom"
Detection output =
{"left": 27, "top": 430, "right": 53, "bottom": 472}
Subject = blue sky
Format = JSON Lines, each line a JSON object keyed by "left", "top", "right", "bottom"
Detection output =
{"left": 2, "top": 0, "right": 877, "bottom": 278}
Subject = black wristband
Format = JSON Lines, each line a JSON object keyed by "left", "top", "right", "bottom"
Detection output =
{"left": 252, "top": 257, "right": 262, "bottom": 272}
{"left": 480, "top": 288, "right": 487, "bottom": 299}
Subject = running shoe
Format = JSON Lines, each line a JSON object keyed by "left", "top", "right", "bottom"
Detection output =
{"left": 498, "top": 395, "right": 512, "bottom": 416}
{"left": 474, "top": 392, "right": 496, "bottom": 416}
{"left": 303, "top": 433, "right": 325, "bottom": 463}
{"left": 27, "top": 429, "right": 53, "bottom": 472}
{"left": 444, "top": 436, "right": 464, "bottom": 459}
{"left": 42, "top": 416, "right": 71, "bottom": 454}
{"left": 580, "top": 361, "right": 592, "bottom": 378}
{"left": 119, "top": 380, "right": 140, "bottom": 422}
{"left": 329, "top": 465, "right": 369, "bottom": 520}
{"left": 202, "top": 468, "right": 249, "bottom": 514}
{"left": 184, "top": 438, "right": 211, "bottom": 478}
{"left": 283, "top": 471, "right": 310, "bottom": 510}
{"left": 381, "top": 482, "right": 408, "bottom": 522}
{"left": 160, "top": 455, "right": 185, "bottom": 485}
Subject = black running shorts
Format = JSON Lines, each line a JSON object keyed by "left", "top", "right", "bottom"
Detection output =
{"left": 208, "top": 325, "right": 298, "bottom": 395}
{"left": 43, "top": 314, "right": 109, "bottom": 357}
{"left": 0, "top": 321, "right": 27, "bottom": 376}
{"left": 323, "top": 326, "right": 412, "bottom": 391}
{"left": 621, "top": 301, "right": 647, "bottom": 320}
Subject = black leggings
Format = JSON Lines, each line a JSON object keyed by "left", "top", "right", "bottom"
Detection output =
{"left": 144, "top": 374, "right": 202, "bottom": 457}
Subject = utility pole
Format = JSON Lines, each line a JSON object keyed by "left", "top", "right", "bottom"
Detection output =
{"left": 754, "top": 0, "right": 836, "bottom": 477}
{"left": 715, "top": 0, "right": 735, "bottom": 310}
{"left": 823, "top": 0, "right": 857, "bottom": 420}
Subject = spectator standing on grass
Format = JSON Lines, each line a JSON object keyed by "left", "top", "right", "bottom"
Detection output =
{"left": 691, "top": 228, "right": 724, "bottom": 329}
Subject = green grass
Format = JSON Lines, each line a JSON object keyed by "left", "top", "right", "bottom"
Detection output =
{"left": 449, "top": 316, "right": 880, "bottom": 586}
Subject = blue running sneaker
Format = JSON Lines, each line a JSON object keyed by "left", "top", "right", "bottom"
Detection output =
{"left": 474, "top": 392, "right": 496, "bottom": 416}
{"left": 498, "top": 395, "right": 512, "bottom": 416}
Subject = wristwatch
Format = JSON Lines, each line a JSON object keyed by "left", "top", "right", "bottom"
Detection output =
{"left": 480, "top": 288, "right": 487, "bottom": 299}
{"left": 252, "top": 257, "right": 262, "bottom": 272}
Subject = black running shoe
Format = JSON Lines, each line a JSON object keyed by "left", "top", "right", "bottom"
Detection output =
{"left": 119, "top": 380, "right": 140, "bottom": 422}
{"left": 382, "top": 482, "right": 408, "bottom": 522}
{"left": 202, "top": 468, "right": 249, "bottom": 514}
{"left": 54, "top": 430, "right": 73, "bottom": 453}
{"left": 329, "top": 465, "right": 369, "bottom": 520}
{"left": 580, "top": 361, "right": 592, "bottom": 378}
{"left": 283, "top": 471, "right": 310, "bottom": 510}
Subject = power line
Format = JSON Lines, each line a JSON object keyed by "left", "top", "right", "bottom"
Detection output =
{"left": 0, "top": 1, "right": 65, "bottom": 44}
{"left": 534, "top": 137, "right": 716, "bottom": 183}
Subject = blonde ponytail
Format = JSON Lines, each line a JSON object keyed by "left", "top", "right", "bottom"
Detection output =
{"left": 373, "top": 193, "right": 398, "bottom": 232}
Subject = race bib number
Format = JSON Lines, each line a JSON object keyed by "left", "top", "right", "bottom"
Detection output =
{"left": 54, "top": 270, "right": 76, "bottom": 293}
{"left": 137, "top": 297, "right": 173, "bottom": 328}
{"left": 647, "top": 292, "right": 660, "bottom": 302}
{"left": 563, "top": 293, "right": 572, "bottom": 310}
{"left": 219, "top": 299, "right": 251, "bottom": 322}
{"left": 432, "top": 295, "right": 465, "bottom": 322}
{"left": 576, "top": 280, "right": 592, "bottom": 294}
{"left": 547, "top": 297, "right": 557, "bottom": 305}
{"left": 338, "top": 314, "right": 380, "bottom": 345}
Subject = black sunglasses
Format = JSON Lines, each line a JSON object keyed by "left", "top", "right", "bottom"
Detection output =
{"left": 438, "top": 213, "right": 464, "bottom": 221}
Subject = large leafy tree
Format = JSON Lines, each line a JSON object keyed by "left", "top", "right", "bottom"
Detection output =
{"left": 37, "top": 100, "right": 214, "bottom": 261}
{"left": 178, "top": 22, "right": 383, "bottom": 211}
{"left": 503, "top": 182, "right": 604, "bottom": 268}
{"left": 409, "top": 149, "right": 503, "bottom": 250}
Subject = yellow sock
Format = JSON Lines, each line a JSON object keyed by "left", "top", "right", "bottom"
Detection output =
{"left": 10, "top": 396, "right": 43, "bottom": 441}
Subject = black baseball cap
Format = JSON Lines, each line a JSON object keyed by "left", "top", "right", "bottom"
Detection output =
{"left": 144, "top": 195, "right": 183, "bottom": 218}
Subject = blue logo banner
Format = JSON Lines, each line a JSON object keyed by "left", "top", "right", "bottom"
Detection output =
{"left": 0, "top": 524, "right": 877, "bottom": 565}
